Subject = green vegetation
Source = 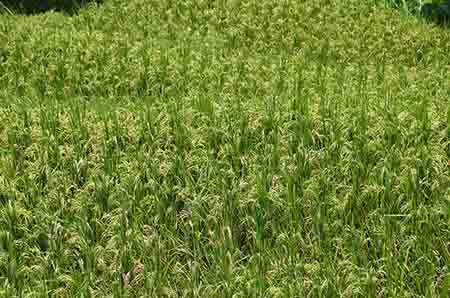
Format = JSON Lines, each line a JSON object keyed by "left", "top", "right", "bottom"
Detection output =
{"left": 1, "top": 0, "right": 450, "bottom": 296}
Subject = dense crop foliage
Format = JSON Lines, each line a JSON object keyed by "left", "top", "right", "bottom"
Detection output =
{"left": 1, "top": 0, "right": 450, "bottom": 297}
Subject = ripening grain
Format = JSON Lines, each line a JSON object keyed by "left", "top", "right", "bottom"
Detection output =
{"left": 1, "top": 0, "right": 450, "bottom": 297}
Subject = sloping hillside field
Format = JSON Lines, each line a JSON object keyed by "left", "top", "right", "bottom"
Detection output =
{"left": 1, "top": 0, "right": 450, "bottom": 296}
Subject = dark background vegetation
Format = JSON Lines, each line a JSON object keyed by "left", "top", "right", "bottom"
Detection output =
{"left": 421, "top": 1, "right": 450, "bottom": 25}
{"left": 0, "top": 0, "right": 102, "bottom": 14}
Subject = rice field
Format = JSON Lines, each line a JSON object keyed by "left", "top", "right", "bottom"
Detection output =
{"left": 1, "top": 0, "right": 450, "bottom": 297}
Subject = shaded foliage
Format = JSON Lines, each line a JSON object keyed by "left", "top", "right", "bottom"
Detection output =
{"left": 386, "top": 0, "right": 450, "bottom": 27}
{"left": 421, "top": 1, "right": 450, "bottom": 24}
{"left": 0, "top": 0, "right": 102, "bottom": 14}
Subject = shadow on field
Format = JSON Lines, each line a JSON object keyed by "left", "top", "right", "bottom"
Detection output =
{"left": 0, "top": 0, "right": 103, "bottom": 15}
